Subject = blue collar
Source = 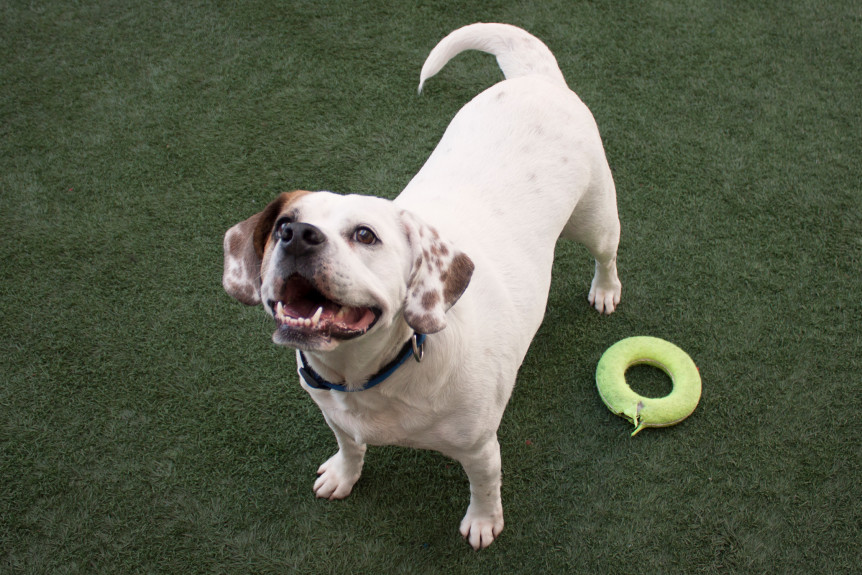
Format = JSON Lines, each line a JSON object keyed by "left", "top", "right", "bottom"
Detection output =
{"left": 298, "top": 333, "right": 426, "bottom": 392}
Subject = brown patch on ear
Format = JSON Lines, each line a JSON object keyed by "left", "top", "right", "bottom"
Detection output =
{"left": 405, "top": 312, "right": 439, "bottom": 336}
{"left": 422, "top": 290, "right": 440, "bottom": 310}
{"left": 222, "top": 190, "right": 311, "bottom": 306}
{"left": 442, "top": 253, "right": 474, "bottom": 305}
{"left": 400, "top": 209, "right": 474, "bottom": 334}
{"left": 223, "top": 212, "right": 264, "bottom": 305}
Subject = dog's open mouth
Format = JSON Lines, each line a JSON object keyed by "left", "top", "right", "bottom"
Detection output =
{"left": 269, "top": 275, "right": 381, "bottom": 346}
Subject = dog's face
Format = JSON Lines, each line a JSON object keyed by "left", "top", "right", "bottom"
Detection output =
{"left": 223, "top": 191, "right": 474, "bottom": 352}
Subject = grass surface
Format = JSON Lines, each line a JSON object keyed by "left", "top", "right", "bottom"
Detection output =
{"left": 2, "top": 0, "right": 860, "bottom": 573}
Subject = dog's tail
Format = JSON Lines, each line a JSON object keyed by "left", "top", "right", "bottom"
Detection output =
{"left": 418, "top": 23, "right": 567, "bottom": 93}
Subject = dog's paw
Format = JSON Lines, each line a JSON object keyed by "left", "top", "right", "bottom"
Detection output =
{"left": 588, "top": 275, "right": 621, "bottom": 315}
{"left": 459, "top": 504, "right": 504, "bottom": 550}
{"left": 313, "top": 451, "right": 362, "bottom": 500}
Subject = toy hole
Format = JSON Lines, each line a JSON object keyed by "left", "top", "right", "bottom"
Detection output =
{"left": 625, "top": 363, "right": 673, "bottom": 398}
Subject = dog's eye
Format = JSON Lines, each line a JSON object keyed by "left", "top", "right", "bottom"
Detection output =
{"left": 353, "top": 226, "right": 378, "bottom": 246}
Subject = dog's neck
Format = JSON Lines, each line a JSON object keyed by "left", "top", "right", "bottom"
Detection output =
{"left": 301, "top": 320, "right": 417, "bottom": 389}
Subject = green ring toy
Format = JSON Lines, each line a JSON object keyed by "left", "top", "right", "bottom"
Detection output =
{"left": 596, "top": 336, "right": 701, "bottom": 436}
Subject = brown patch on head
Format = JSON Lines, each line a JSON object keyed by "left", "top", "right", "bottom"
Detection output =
{"left": 252, "top": 190, "right": 310, "bottom": 258}
{"left": 223, "top": 190, "right": 311, "bottom": 306}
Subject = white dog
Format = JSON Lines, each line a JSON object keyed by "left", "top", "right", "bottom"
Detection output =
{"left": 222, "top": 23, "right": 621, "bottom": 549}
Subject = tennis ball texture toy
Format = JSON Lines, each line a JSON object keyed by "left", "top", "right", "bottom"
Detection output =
{"left": 596, "top": 336, "right": 701, "bottom": 436}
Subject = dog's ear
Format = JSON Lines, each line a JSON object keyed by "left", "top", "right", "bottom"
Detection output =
{"left": 400, "top": 210, "right": 474, "bottom": 334}
{"left": 222, "top": 191, "right": 309, "bottom": 305}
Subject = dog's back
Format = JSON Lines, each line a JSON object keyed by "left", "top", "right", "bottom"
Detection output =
{"left": 398, "top": 22, "right": 621, "bottom": 320}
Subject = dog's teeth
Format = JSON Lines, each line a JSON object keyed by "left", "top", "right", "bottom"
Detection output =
{"left": 311, "top": 306, "right": 323, "bottom": 326}
{"left": 335, "top": 307, "right": 346, "bottom": 321}
{"left": 276, "top": 303, "right": 325, "bottom": 328}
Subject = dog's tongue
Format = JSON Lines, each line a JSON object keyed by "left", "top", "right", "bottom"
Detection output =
{"left": 274, "top": 274, "right": 378, "bottom": 336}
{"left": 330, "top": 305, "right": 376, "bottom": 329}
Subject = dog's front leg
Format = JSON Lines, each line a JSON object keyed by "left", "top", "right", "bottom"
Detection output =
{"left": 452, "top": 435, "right": 505, "bottom": 549}
{"left": 313, "top": 415, "right": 366, "bottom": 500}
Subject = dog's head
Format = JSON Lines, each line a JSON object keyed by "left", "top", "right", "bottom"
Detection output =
{"left": 223, "top": 191, "right": 474, "bottom": 352}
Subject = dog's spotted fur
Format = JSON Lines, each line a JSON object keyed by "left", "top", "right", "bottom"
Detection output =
{"left": 401, "top": 210, "right": 474, "bottom": 334}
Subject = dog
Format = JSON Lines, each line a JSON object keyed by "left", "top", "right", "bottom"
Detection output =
{"left": 222, "top": 23, "right": 621, "bottom": 549}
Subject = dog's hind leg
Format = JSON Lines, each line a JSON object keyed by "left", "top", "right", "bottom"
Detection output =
{"left": 561, "top": 172, "right": 622, "bottom": 314}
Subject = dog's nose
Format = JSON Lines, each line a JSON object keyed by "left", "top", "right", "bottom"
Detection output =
{"left": 276, "top": 222, "right": 327, "bottom": 255}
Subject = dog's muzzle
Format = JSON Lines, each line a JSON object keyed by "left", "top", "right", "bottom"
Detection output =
{"left": 267, "top": 222, "right": 381, "bottom": 349}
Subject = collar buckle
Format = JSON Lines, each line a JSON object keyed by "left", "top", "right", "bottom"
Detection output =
{"left": 411, "top": 333, "right": 425, "bottom": 363}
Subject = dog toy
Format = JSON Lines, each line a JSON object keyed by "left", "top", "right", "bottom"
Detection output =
{"left": 596, "top": 336, "right": 701, "bottom": 436}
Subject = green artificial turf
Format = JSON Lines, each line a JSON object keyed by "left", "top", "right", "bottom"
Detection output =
{"left": 2, "top": 0, "right": 859, "bottom": 573}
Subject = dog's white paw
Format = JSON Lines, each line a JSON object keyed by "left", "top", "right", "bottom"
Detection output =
{"left": 459, "top": 504, "right": 504, "bottom": 550}
{"left": 588, "top": 283, "right": 621, "bottom": 314}
{"left": 588, "top": 271, "right": 621, "bottom": 315}
{"left": 313, "top": 451, "right": 362, "bottom": 500}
